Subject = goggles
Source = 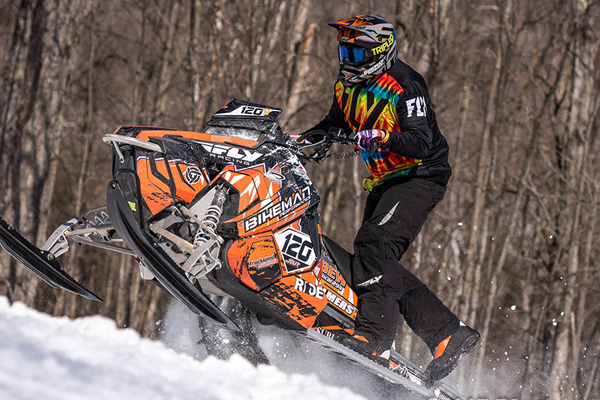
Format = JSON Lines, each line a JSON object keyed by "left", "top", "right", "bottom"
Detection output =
{"left": 338, "top": 44, "right": 369, "bottom": 65}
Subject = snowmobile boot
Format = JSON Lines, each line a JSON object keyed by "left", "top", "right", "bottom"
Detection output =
{"left": 338, "top": 333, "right": 390, "bottom": 367}
{"left": 423, "top": 323, "right": 480, "bottom": 386}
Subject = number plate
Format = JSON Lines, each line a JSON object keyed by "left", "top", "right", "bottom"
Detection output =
{"left": 274, "top": 227, "right": 316, "bottom": 273}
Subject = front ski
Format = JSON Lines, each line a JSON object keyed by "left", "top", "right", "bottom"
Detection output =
{"left": 0, "top": 215, "right": 102, "bottom": 301}
{"left": 304, "top": 328, "right": 466, "bottom": 400}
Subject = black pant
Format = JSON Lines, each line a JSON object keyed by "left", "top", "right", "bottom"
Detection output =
{"left": 352, "top": 176, "right": 460, "bottom": 354}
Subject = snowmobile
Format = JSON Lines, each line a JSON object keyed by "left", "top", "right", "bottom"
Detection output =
{"left": 0, "top": 99, "right": 466, "bottom": 400}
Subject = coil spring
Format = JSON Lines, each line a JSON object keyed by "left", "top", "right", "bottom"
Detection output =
{"left": 193, "top": 190, "right": 226, "bottom": 247}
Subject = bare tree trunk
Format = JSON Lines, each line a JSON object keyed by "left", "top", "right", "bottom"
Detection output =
{"left": 8, "top": 0, "right": 47, "bottom": 301}
{"left": 466, "top": 207, "right": 490, "bottom": 325}
{"left": 102, "top": 252, "right": 120, "bottom": 319}
{"left": 461, "top": 13, "right": 505, "bottom": 318}
{"left": 550, "top": 32, "right": 598, "bottom": 396}
{"left": 140, "top": 285, "right": 165, "bottom": 336}
{"left": 0, "top": 0, "right": 29, "bottom": 186}
{"left": 575, "top": 181, "right": 598, "bottom": 387}
{"left": 128, "top": 264, "right": 142, "bottom": 328}
{"left": 115, "top": 253, "right": 130, "bottom": 327}
{"left": 151, "top": 0, "right": 182, "bottom": 125}
{"left": 194, "top": 1, "right": 225, "bottom": 127}
{"left": 281, "top": 20, "right": 317, "bottom": 126}
{"left": 131, "top": 0, "right": 147, "bottom": 123}
{"left": 474, "top": 41, "right": 568, "bottom": 395}
{"left": 184, "top": 0, "right": 198, "bottom": 130}
{"left": 67, "top": 9, "right": 96, "bottom": 318}
{"left": 283, "top": 0, "right": 310, "bottom": 102}
{"left": 519, "top": 248, "right": 535, "bottom": 398}
{"left": 441, "top": 82, "right": 470, "bottom": 278}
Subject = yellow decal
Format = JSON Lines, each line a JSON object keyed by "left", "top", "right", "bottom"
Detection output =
{"left": 372, "top": 35, "right": 394, "bottom": 55}
{"left": 128, "top": 201, "right": 137, "bottom": 211}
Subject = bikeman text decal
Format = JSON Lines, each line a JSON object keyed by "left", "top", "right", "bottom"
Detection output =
{"left": 244, "top": 187, "right": 311, "bottom": 231}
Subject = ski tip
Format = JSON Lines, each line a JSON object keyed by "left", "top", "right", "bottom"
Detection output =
{"left": 0, "top": 217, "right": 103, "bottom": 303}
{"left": 72, "top": 286, "right": 103, "bottom": 302}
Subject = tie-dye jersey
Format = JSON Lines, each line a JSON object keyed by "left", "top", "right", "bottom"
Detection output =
{"left": 309, "top": 60, "right": 451, "bottom": 190}
{"left": 334, "top": 74, "right": 422, "bottom": 190}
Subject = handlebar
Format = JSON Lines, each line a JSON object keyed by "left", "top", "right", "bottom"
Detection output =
{"left": 294, "top": 128, "right": 356, "bottom": 163}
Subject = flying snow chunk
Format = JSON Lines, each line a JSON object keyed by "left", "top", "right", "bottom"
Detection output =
{"left": 511, "top": 305, "right": 517, "bottom": 311}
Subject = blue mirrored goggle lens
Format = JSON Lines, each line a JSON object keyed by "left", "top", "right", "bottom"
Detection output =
{"left": 339, "top": 45, "right": 366, "bottom": 64}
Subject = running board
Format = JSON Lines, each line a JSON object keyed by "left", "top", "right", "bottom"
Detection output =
{"left": 106, "top": 180, "right": 239, "bottom": 331}
{"left": 0, "top": 215, "right": 102, "bottom": 301}
{"left": 304, "top": 329, "right": 467, "bottom": 400}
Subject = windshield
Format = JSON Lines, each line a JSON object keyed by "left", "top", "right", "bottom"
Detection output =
{"left": 204, "top": 126, "right": 262, "bottom": 142}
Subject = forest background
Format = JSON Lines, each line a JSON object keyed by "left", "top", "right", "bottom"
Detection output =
{"left": 1, "top": 0, "right": 599, "bottom": 399}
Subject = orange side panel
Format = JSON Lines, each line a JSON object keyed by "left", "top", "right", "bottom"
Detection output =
{"left": 217, "top": 165, "right": 263, "bottom": 212}
{"left": 212, "top": 164, "right": 280, "bottom": 214}
{"left": 227, "top": 238, "right": 260, "bottom": 291}
{"left": 137, "top": 154, "right": 208, "bottom": 216}
{"left": 171, "top": 162, "right": 207, "bottom": 203}
{"left": 137, "top": 157, "right": 172, "bottom": 215}
{"left": 260, "top": 272, "right": 328, "bottom": 329}
{"left": 228, "top": 166, "right": 270, "bottom": 207}
{"left": 227, "top": 235, "right": 283, "bottom": 291}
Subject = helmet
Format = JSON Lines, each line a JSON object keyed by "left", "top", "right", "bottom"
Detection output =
{"left": 328, "top": 15, "right": 398, "bottom": 87}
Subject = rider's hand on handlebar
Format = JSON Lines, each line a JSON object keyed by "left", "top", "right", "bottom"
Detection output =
{"left": 354, "top": 129, "right": 390, "bottom": 152}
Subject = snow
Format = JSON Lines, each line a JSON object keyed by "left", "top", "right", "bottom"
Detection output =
{"left": 0, "top": 297, "right": 365, "bottom": 400}
{"left": 160, "top": 301, "right": 414, "bottom": 400}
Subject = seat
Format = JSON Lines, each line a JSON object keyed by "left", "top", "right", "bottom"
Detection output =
{"left": 322, "top": 235, "right": 353, "bottom": 285}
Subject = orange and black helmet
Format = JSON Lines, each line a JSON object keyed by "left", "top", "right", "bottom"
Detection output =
{"left": 328, "top": 15, "right": 398, "bottom": 87}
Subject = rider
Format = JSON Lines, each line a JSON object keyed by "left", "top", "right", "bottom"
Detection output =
{"left": 307, "top": 15, "right": 480, "bottom": 384}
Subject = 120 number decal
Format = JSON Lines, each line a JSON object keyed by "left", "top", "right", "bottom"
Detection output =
{"left": 281, "top": 233, "right": 313, "bottom": 262}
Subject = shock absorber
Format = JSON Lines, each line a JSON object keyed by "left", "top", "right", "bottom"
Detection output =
{"left": 193, "top": 187, "right": 227, "bottom": 247}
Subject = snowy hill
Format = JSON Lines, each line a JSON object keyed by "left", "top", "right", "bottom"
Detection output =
{"left": 0, "top": 297, "right": 365, "bottom": 400}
